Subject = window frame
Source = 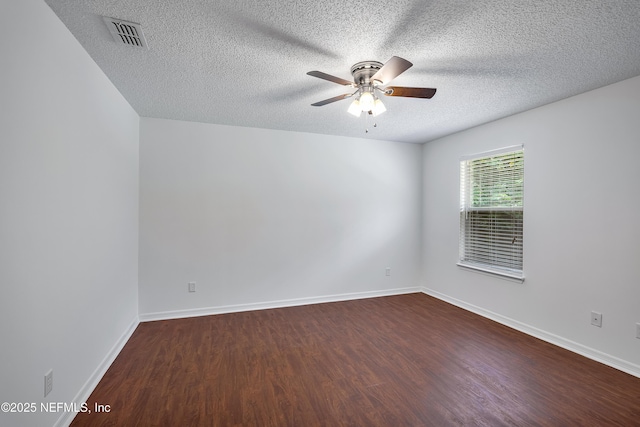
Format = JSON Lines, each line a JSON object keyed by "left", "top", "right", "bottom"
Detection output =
{"left": 457, "top": 145, "right": 525, "bottom": 282}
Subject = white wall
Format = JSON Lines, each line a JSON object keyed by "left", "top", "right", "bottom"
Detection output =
{"left": 139, "top": 118, "right": 422, "bottom": 318}
{"left": 422, "top": 75, "right": 640, "bottom": 375}
{"left": 0, "top": 1, "right": 139, "bottom": 426}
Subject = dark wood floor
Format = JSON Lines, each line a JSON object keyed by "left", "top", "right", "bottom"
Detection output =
{"left": 71, "top": 293, "right": 640, "bottom": 426}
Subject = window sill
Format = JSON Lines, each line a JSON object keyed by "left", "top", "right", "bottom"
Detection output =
{"left": 457, "top": 262, "right": 525, "bottom": 283}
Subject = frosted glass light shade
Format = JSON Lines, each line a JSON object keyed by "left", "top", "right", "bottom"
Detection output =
{"left": 359, "top": 91, "right": 374, "bottom": 112}
{"left": 372, "top": 98, "right": 386, "bottom": 116}
{"left": 347, "top": 99, "right": 361, "bottom": 116}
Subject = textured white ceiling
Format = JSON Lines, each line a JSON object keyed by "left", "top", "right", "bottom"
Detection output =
{"left": 44, "top": 0, "right": 640, "bottom": 144}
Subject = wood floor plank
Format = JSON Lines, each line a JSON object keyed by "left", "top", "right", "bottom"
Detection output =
{"left": 70, "top": 294, "right": 640, "bottom": 426}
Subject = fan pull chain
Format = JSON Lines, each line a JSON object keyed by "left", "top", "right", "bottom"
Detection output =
{"left": 365, "top": 110, "right": 369, "bottom": 133}
{"left": 364, "top": 110, "right": 379, "bottom": 134}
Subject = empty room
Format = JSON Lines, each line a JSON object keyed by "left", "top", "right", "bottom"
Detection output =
{"left": 2, "top": 0, "right": 640, "bottom": 426}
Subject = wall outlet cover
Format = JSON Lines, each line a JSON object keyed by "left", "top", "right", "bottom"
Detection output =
{"left": 44, "top": 370, "right": 53, "bottom": 397}
{"left": 591, "top": 311, "right": 602, "bottom": 327}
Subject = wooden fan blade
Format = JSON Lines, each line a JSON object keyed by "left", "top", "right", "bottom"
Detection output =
{"left": 384, "top": 86, "right": 437, "bottom": 99}
{"left": 370, "top": 56, "right": 413, "bottom": 85}
{"left": 307, "top": 71, "right": 354, "bottom": 86}
{"left": 311, "top": 93, "right": 353, "bottom": 106}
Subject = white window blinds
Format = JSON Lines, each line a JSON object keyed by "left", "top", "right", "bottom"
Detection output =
{"left": 458, "top": 146, "right": 524, "bottom": 281}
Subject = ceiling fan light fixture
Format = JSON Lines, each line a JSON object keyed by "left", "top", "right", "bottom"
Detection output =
{"left": 372, "top": 98, "right": 386, "bottom": 116}
{"left": 347, "top": 99, "right": 362, "bottom": 117}
{"left": 359, "top": 91, "right": 375, "bottom": 112}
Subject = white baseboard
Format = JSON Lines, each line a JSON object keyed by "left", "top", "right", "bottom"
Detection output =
{"left": 421, "top": 287, "right": 640, "bottom": 379}
{"left": 139, "top": 286, "right": 421, "bottom": 322}
{"left": 54, "top": 316, "right": 140, "bottom": 427}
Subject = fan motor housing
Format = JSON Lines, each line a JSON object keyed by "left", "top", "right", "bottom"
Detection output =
{"left": 351, "top": 61, "right": 383, "bottom": 85}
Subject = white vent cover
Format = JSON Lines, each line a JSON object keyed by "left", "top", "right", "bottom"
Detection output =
{"left": 102, "top": 16, "right": 147, "bottom": 48}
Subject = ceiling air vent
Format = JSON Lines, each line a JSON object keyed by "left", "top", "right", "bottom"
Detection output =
{"left": 102, "top": 16, "right": 148, "bottom": 48}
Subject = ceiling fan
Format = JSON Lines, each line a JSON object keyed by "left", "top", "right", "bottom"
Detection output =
{"left": 307, "top": 56, "right": 436, "bottom": 117}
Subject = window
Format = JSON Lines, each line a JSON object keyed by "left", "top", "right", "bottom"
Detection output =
{"left": 458, "top": 146, "right": 524, "bottom": 281}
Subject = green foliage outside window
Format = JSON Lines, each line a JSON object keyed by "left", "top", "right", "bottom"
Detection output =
{"left": 469, "top": 152, "right": 524, "bottom": 209}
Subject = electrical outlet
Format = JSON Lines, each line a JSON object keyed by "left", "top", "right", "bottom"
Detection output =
{"left": 44, "top": 370, "right": 53, "bottom": 397}
{"left": 591, "top": 311, "right": 602, "bottom": 327}
{"left": 385, "top": 267, "right": 391, "bottom": 276}
{"left": 188, "top": 282, "right": 196, "bottom": 293}
{"left": 636, "top": 323, "right": 640, "bottom": 339}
